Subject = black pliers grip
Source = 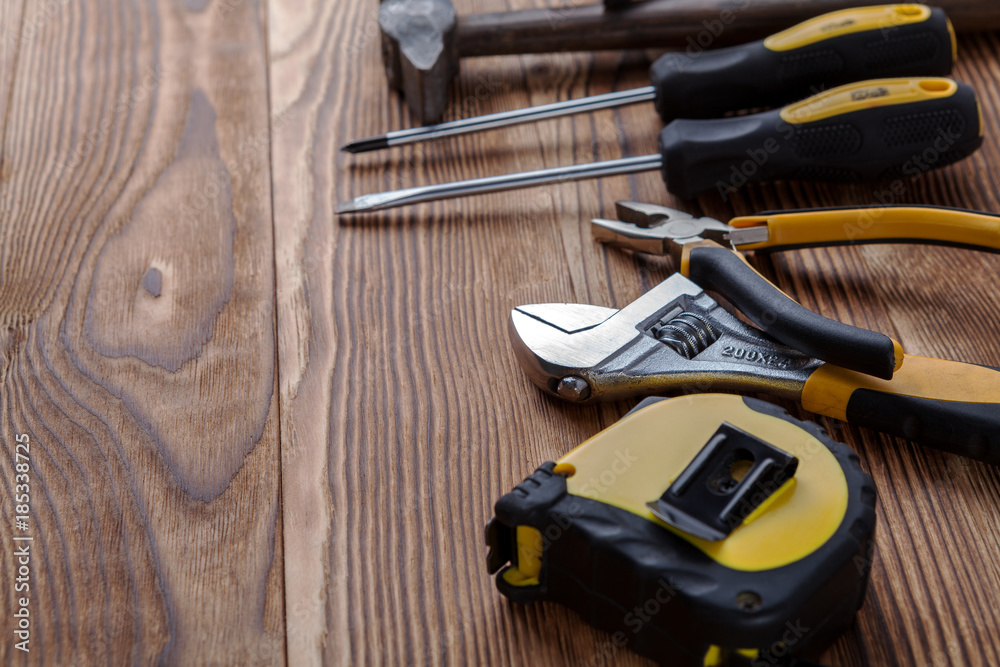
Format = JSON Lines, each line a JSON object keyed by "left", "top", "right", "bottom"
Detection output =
{"left": 684, "top": 243, "right": 901, "bottom": 380}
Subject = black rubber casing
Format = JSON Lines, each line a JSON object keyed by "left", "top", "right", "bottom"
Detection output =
{"left": 649, "top": 7, "right": 954, "bottom": 122}
{"left": 486, "top": 398, "right": 877, "bottom": 666}
{"left": 658, "top": 81, "right": 982, "bottom": 199}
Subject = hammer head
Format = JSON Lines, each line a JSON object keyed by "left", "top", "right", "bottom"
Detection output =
{"left": 380, "top": 0, "right": 459, "bottom": 124}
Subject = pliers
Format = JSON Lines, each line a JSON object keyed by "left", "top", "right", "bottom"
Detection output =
{"left": 510, "top": 202, "right": 1000, "bottom": 464}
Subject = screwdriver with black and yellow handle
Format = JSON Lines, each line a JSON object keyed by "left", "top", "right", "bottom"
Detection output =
{"left": 343, "top": 4, "right": 956, "bottom": 154}
{"left": 336, "top": 77, "right": 982, "bottom": 213}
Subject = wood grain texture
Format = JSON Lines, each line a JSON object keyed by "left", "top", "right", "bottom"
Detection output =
{"left": 0, "top": 1, "right": 24, "bottom": 143}
{"left": 0, "top": 0, "right": 283, "bottom": 664}
{"left": 4, "top": 0, "right": 1000, "bottom": 665}
{"left": 271, "top": 1, "right": 1000, "bottom": 665}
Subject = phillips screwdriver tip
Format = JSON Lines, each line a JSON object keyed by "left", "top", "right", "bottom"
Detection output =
{"left": 341, "top": 136, "right": 390, "bottom": 154}
{"left": 340, "top": 86, "right": 658, "bottom": 153}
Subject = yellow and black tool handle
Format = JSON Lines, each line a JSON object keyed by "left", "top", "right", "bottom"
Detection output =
{"left": 733, "top": 204, "right": 1000, "bottom": 252}
{"left": 651, "top": 5, "right": 955, "bottom": 122}
{"left": 803, "top": 355, "right": 1000, "bottom": 463}
{"left": 659, "top": 77, "right": 982, "bottom": 200}
{"left": 685, "top": 242, "right": 901, "bottom": 380}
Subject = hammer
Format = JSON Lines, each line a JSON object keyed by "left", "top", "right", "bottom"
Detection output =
{"left": 379, "top": 0, "right": 1000, "bottom": 124}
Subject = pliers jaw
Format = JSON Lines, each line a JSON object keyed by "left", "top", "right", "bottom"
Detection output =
{"left": 592, "top": 201, "right": 736, "bottom": 258}
{"left": 509, "top": 274, "right": 822, "bottom": 404}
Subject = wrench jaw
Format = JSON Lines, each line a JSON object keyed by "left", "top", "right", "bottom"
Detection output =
{"left": 508, "top": 305, "right": 633, "bottom": 402}
{"left": 509, "top": 307, "right": 680, "bottom": 403}
{"left": 508, "top": 275, "right": 706, "bottom": 402}
{"left": 509, "top": 275, "right": 823, "bottom": 404}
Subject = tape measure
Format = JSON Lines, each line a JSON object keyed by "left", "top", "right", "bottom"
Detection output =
{"left": 486, "top": 395, "right": 876, "bottom": 666}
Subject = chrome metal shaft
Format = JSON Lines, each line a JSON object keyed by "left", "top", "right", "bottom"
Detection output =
{"left": 335, "top": 154, "right": 664, "bottom": 214}
{"left": 341, "top": 86, "right": 657, "bottom": 153}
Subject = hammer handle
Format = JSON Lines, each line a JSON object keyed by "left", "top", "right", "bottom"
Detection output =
{"left": 458, "top": 0, "right": 1000, "bottom": 58}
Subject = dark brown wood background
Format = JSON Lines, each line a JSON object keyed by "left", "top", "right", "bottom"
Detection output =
{"left": 2, "top": 0, "right": 1000, "bottom": 664}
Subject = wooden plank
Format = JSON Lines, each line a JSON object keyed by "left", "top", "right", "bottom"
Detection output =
{"left": 0, "top": 0, "right": 24, "bottom": 141}
{"left": 274, "top": 2, "right": 1000, "bottom": 666}
{"left": 0, "top": 1, "right": 283, "bottom": 664}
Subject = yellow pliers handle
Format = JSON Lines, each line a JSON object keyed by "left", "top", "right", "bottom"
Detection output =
{"left": 730, "top": 205, "right": 1000, "bottom": 462}
{"left": 732, "top": 205, "right": 1000, "bottom": 252}
{"left": 802, "top": 355, "right": 1000, "bottom": 463}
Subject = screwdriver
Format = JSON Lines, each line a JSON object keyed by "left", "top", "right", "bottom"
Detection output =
{"left": 342, "top": 4, "right": 956, "bottom": 154}
{"left": 335, "top": 77, "right": 983, "bottom": 213}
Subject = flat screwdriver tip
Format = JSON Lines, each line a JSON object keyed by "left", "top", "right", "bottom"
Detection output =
{"left": 334, "top": 154, "right": 663, "bottom": 215}
{"left": 341, "top": 135, "right": 390, "bottom": 154}
{"left": 334, "top": 199, "right": 365, "bottom": 214}
{"left": 334, "top": 190, "right": 411, "bottom": 214}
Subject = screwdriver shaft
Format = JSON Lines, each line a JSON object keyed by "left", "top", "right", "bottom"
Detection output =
{"left": 335, "top": 154, "right": 664, "bottom": 213}
{"left": 342, "top": 86, "right": 657, "bottom": 153}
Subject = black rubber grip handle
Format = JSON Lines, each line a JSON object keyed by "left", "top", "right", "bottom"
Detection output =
{"left": 686, "top": 244, "right": 898, "bottom": 379}
{"left": 803, "top": 356, "right": 1000, "bottom": 464}
{"left": 649, "top": 7, "right": 954, "bottom": 122}
{"left": 848, "top": 389, "right": 1000, "bottom": 464}
{"left": 658, "top": 79, "right": 982, "bottom": 200}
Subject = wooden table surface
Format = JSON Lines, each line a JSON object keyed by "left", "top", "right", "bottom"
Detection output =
{"left": 2, "top": 0, "right": 1000, "bottom": 664}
